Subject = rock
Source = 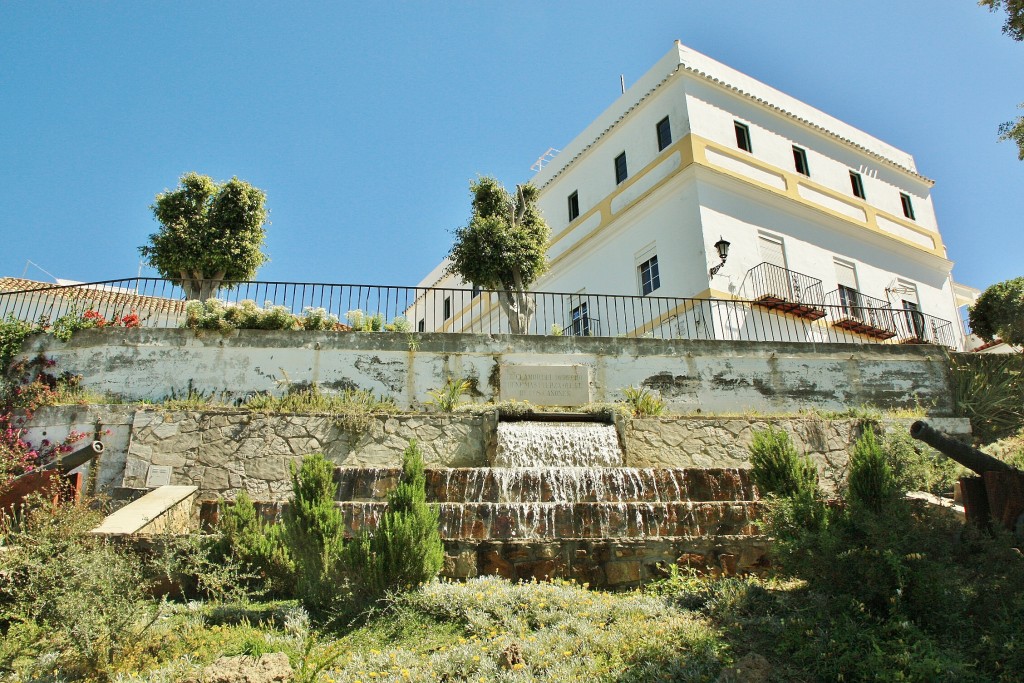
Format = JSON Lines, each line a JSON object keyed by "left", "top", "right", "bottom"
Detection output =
{"left": 501, "top": 642, "right": 525, "bottom": 669}
{"left": 185, "top": 652, "right": 293, "bottom": 683}
{"left": 716, "top": 653, "right": 770, "bottom": 683}
{"left": 482, "top": 549, "right": 516, "bottom": 580}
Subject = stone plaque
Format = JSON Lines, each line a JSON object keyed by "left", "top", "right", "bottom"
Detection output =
{"left": 499, "top": 365, "right": 591, "bottom": 406}
{"left": 145, "top": 465, "right": 172, "bottom": 488}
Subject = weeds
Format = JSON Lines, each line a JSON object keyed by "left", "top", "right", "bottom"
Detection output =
{"left": 620, "top": 385, "right": 666, "bottom": 417}
{"left": 427, "top": 377, "right": 472, "bottom": 412}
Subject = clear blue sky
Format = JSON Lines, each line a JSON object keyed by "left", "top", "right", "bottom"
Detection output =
{"left": 1, "top": 2, "right": 1021, "bottom": 295}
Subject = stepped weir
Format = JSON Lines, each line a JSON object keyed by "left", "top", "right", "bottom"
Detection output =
{"left": 333, "top": 415, "right": 768, "bottom": 586}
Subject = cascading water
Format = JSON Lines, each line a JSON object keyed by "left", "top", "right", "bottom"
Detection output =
{"left": 494, "top": 421, "right": 624, "bottom": 467}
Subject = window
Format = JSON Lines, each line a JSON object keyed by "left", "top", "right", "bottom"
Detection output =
{"left": 835, "top": 259, "right": 860, "bottom": 319}
{"left": 734, "top": 121, "right": 752, "bottom": 152}
{"left": 567, "top": 191, "right": 580, "bottom": 221}
{"left": 614, "top": 152, "right": 628, "bottom": 184}
{"left": 656, "top": 116, "right": 672, "bottom": 151}
{"left": 471, "top": 284, "right": 481, "bottom": 299}
{"left": 417, "top": 318, "right": 425, "bottom": 332}
{"left": 792, "top": 146, "right": 809, "bottom": 176}
{"left": 850, "top": 171, "right": 866, "bottom": 199}
{"left": 638, "top": 255, "right": 661, "bottom": 296}
{"left": 902, "top": 300, "right": 924, "bottom": 340}
{"left": 900, "top": 193, "right": 915, "bottom": 220}
{"left": 443, "top": 296, "right": 451, "bottom": 321}
{"left": 570, "top": 301, "right": 591, "bottom": 336}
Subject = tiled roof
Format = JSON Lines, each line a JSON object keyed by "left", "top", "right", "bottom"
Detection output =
{"left": 0, "top": 277, "right": 188, "bottom": 316}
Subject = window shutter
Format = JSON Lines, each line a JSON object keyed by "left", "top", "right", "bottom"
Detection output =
{"left": 834, "top": 261, "right": 857, "bottom": 290}
{"left": 758, "top": 236, "right": 786, "bottom": 268}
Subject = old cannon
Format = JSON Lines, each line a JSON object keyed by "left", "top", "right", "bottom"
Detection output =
{"left": 0, "top": 440, "right": 104, "bottom": 514}
{"left": 911, "top": 420, "right": 1024, "bottom": 534}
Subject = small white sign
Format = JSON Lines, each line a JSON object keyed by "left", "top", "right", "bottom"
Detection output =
{"left": 145, "top": 465, "right": 173, "bottom": 488}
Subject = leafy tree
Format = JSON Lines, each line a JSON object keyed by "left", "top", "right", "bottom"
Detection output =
{"left": 980, "top": 1, "right": 1024, "bottom": 158}
{"left": 981, "top": 0, "right": 1024, "bottom": 40}
{"left": 998, "top": 105, "right": 1024, "bottom": 160}
{"left": 968, "top": 276, "right": 1024, "bottom": 345}
{"left": 447, "top": 176, "right": 550, "bottom": 334}
{"left": 140, "top": 172, "right": 269, "bottom": 300}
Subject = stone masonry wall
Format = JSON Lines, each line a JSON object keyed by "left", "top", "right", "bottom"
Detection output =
{"left": 123, "top": 410, "right": 492, "bottom": 501}
{"left": 625, "top": 416, "right": 971, "bottom": 493}
{"left": 117, "top": 409, "right": 971, "bottom": 500}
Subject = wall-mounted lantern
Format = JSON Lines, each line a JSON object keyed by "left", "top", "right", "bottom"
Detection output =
{"left": 709, "top": 237, "right": 730, "bottom": 279}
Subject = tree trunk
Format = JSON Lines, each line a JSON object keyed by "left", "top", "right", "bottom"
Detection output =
{"left": 179, "top": 270, "right": 225, "bottom": 301}
{"left": 497, "top": 289, "right": 534, "bottom": 335}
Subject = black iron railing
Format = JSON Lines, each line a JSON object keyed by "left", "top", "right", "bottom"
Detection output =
{"left": 0, "top": 277, "right": 959, "bottom": 348}
{"left": 742, "top": 262, "right": 824, "bottom": 308}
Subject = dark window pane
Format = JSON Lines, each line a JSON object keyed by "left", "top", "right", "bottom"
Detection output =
{"left": 793, "top": 146, "right": 809, "bottom": 176}
{"left": 568, "top": 191, "right": 580, "bottom": 221}
{"left": 639, "top": 256, "right": 660, "bottom": 296}
{"left": 656, "top": 117, "right": 672, "bottom": 151}
{"left": 734, "top": 122, "right": 751, "bottom": 152}
{"left": 900, "top": 193, "right": 915, "bottom": 220}
{"left": 615, "top": 153, "right": 628, "bottom": 184}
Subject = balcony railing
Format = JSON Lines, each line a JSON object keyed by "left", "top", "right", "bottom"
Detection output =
{"left": 743, "top": 263, "right": 825, "bottom": 321}
{"left": 822, "top": 289, "right": 897, "bottom": 340}
{"left": 0, "top": 277, "right": 959, "bottom": 348}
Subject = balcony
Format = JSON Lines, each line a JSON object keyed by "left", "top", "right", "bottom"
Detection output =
{"left": 744, "top": 263, "right": 826, "bottom": 321}
{"left": 823, "top": 289, "right": 897, "bottom": 340}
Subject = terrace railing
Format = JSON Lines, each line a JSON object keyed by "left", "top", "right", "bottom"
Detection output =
{"left": 0, "top": 277, "right": 959, "bottom": 348}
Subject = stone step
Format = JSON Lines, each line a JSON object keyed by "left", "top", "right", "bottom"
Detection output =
{"left": 335, "top": 467, "right": 756, "bottom": 504}
{"left": 340, "top": 500, "right": 762, "bottom": 540}
{"left": 441, "top": 536, "right": 771, "bottom": 586}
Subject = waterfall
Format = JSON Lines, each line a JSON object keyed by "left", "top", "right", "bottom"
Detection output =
{"left": 494, "top": 421, "right": 624, "bottom": 467}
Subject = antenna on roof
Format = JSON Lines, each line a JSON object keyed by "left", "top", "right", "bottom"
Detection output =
{"left": 21, "top": 260, "right": 58, "bottom": 283}
{"left": 620, "top": 74, "right": 626, "bottom": 94}
{"left": 531, "top": 148, "right": 561, "bottom": 173}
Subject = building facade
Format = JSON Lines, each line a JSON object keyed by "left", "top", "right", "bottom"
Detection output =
{"left": 418, "top": 42, "right": 974, "bottom": 349}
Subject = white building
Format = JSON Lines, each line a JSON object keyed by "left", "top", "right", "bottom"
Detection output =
{"left": 417, "top": 41, "right": 975, "bottom": 349}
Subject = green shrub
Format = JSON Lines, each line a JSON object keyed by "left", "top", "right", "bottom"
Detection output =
{"left": 621, "top": 385, "right": 666, "bottom": 417}
{"left": 0, "top": 315, "right": 39, "bottom": 377}
{"left": 283, "top": 453, "right": 348, "bottom": 613}
{"left": 346, "top": 441, "right": 444, "bottom": 602}
{"left": 950, "top": 353, "right": 1024, "bottom": 444}
{"left": 212, "top": 490, "right": 294, "bottom": 598}
{"left": 847, "top": 428, "right": 897, "bottom": 513}
{"left": 299, "top": 307, "right": 340, "bottom": 331}
{"left": 0, "top": 502, "right": 155, "bottom": 678}
{"left": 882, "top": 428, "right": 963, "bottom": 495}
{"left": 748, "top": 426, "right": 818, "bottom": 498}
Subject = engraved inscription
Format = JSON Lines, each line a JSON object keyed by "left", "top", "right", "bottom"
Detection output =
{"left": 146, "top": 465, "right": 172, "bottom": 488}
{"left": 499, "top": 365, "right": 591, "bottom": 406}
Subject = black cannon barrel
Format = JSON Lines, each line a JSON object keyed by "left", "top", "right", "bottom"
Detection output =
{"left": 910, "top": 421, "right": 1015, "bottom": 475}
{"left": 38, "top": 440, "right": 105, "bottom": 474}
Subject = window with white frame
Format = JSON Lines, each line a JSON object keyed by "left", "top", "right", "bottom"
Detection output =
{"left": 638, "top": 255, "right": 661, "bottom": 296}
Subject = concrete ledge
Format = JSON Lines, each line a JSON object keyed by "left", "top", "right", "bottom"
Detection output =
{"left": 91, "top": 485, "right": 197, "bottom": 536}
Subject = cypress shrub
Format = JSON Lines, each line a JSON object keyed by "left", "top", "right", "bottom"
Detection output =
{"left": 847, "top": 428, "right": 897, "bottom": 514}
{"left": 749, "top": 426, "right": 819, "bottom": 498}
{"left": 283, "top": 453, "right": 346, "bottom": 612}
{"left": 348, "top": 440, "right": 444, "bottom": 601}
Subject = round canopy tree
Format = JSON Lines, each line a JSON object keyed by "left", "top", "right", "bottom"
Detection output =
{"left": 969, "top": 276, "right": 1024, "bottom": 346}
{"left": 140, "top": 172, "right": 269, "bottom": 300}
{"left": 447, "top": 176, "right": 550, "bottom": 334}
